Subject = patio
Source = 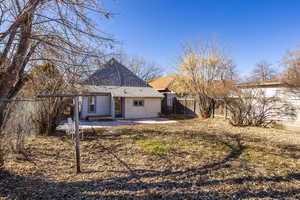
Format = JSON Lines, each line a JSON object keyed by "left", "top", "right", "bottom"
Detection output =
{"left": 57, "top": 117, "right": 177, "bottom": 130}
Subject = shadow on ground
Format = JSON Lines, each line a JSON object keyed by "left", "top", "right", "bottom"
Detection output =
{"left": 1, "top": 128, "right": 299, "bottom": 199}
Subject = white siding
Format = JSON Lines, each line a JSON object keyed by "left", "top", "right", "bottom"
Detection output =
{"left": 242, "top": 87, "right": 300, "bottom": 99}
{"left": 242, "top": 87, "right": 282, "bottom": 98}
{"left": 241, "top": 87, "right": 300, "bottom": 122}
{"left": 80, "top": 95, "right": 111, "bottom": 119}
{"left": 124, "top": 97, "right": 161, "bottom": 119}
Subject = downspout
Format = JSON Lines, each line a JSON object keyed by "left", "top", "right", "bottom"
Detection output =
{"left": 111, "top": 93, "right": 115, "bottom": 120}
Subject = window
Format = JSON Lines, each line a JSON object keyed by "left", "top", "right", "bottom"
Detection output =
{"left": 133, "top": 100, "right": 144, "bottom": 107}
{"left": 88, "top": 96, "right": 96, "bottom": 112}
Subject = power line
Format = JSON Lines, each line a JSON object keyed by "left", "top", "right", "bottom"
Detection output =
{"left": 0, "top": 98, "right": 41, "bottom": 102}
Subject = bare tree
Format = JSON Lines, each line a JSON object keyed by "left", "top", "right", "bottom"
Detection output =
{"left": 0, "top": 0, "right": 113, "bottom": 167}
{"left": 249, "top": 60, "right": 276, "bottom": 82}
{"left": 174, "top": 40, "right": 235, "bottom": 118}
{"left": 115, "top": 52, "right": 163, "bottom": 81}
{"left": 281, "top": 49, "right": 300, "bottom": 86}
{"left": 25, "top": 63, "right": 72, "bottom": 135}
{"left": 127, "top": 56, "right": 163, "bottom": 81}
{"left": 276, "top": 49, "right": 300, "bottom": 105}
{"left": 226, "top": 50, "right": 298, "bottom": 127}
{"left": 226, "top": 88, "right": 296, "bottom": 127}
{"left": 224, "top": 59, "right": 239, "bottom": 81}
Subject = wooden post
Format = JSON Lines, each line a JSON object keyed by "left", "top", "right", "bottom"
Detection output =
{"left": 174, "top": 98, "right": 176, "bottom": 114}
{"left": 224, "top": 102, "right": 228, "bottom": 120}
{"left": 184, "top": 98, "right": 186, "bottom": 115}
{"left": 212, "top": 100, "right": 215, "bottom": 118}
{"left": 73, "top": 96, "right": 81, "bottom": 173}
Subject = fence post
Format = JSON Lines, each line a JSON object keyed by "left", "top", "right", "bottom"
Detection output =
{"left": 73, "top": 96, "right": 81, "bottom": 173}
{"left": 212, "top": 100, "right": 215, "bottom": 118}
{"left": 184, "top": 98, "right": 186, "bottom": 115}
{"left": 224, "top": 102, "right": 228, "bottom": 120}
{"left": 174, "top": 98, "right": 176, "bottom": 114}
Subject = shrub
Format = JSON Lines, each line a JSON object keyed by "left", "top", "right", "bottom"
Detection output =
{"left": 226, "top": 88, "right": 296, "bottom": 127}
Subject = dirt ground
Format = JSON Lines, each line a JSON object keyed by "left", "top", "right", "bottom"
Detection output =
{"left": 1, "top": 118, "right": 300, "bottom": 199}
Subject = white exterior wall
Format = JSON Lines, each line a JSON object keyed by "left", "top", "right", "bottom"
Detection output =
{"left": 80, "top": 95, "right": 111, "bottom": 120}
{"left": 241, "top": 87, "right": 300, "bottom": 122}
{"left": 242, "top": 87, "right": 288, "bottom": 98}
{"left": 124, "top": 97, "right": 161, "bottom": 119}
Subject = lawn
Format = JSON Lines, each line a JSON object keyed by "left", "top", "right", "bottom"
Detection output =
{"left": 0, "top": 118, "right": 299, "bottom": 199}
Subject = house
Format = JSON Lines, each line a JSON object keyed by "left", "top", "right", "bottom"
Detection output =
{"left": 149, "top": 75, "right": 234, "bottom": 116}
{"left": 237, "top": 80, "right": 300, "bottom": 128}
{"left": 78, "top": 58, "right": 164, "bottom": 120}
{"left": 148, "top": 75, "right": 177, "bottom": 114}
{"left": 237, "top": 80, "right": 293, "bottom": 101}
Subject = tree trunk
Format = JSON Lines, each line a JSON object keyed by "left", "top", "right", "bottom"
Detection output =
{"left": 198, "top": 95, "right": 215, "bottom": 118}
{"left": 0, "top": 147, "right": 4, "bottom": 169}
{"left": 0, "top": 3, "right": 36, "bottom": 131}
{"left": 45, "top": 117, "right": 57, "bottom": 136}
{"left": 0, "top": 101, "right": 11, "bottom": 168}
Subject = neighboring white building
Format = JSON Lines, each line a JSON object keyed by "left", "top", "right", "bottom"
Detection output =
{"left": 78, "top": 58, "right": 163, "bottom": 120}
{"left": 238, "top": 80, "right": 300, "bottom": 129}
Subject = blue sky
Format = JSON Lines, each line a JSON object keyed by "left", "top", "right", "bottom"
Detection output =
{"left": 100, "top": 0, "right": 300, "bottom": 76}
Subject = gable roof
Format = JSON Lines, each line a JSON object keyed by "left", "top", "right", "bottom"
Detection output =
{"left": 80, "top": 58, "right": 163, "bottom": 98}
{"left": 85, "top": 58, "right": 148, "bottom": 87}
{"left": 148, "top": 74, "right": 177, "bottom": 90}
{"left": 81, "top": 85, "right": 163, "bottom": 98}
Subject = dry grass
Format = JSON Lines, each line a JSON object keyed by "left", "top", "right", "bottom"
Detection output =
{"left": 0, "top": 118, "right": 299, "bottom": 199}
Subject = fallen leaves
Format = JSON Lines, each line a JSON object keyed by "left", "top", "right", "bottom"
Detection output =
{"left": 0, "top": 118, "right": 300, "bottom": 199}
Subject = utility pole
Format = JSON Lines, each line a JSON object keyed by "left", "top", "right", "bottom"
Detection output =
{"left": 73, "top": 96, "right": 81, "bottom": 173}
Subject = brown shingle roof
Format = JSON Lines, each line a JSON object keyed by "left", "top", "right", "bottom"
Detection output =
{"left": 148, "top": 75, "right": 235, "bottom": 98}
{"left": 148, "top": 74, "right": 177, "bottom": 90}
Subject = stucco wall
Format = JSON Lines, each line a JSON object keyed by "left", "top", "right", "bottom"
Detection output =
{"left": 124, "top": 97, "right": 161, "bottom": 119}
{"left": 80, "top": 95, "right": 111, "bottom": 120}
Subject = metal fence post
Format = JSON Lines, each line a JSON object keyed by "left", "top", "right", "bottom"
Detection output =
{"left": 73, "top": 96, "right": 81, "bottom": 173}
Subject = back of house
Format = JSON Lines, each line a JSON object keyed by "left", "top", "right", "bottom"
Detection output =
{"left": 79, "top": 58, "right": 163, "bottom": 120}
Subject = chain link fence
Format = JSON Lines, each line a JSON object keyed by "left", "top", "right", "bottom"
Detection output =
{"left": 0, "top": 99, "right": 40, "bottom": 156}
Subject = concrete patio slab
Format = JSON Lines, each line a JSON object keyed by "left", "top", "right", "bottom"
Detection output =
{"left": 57, "top": 118, "right": 177, "bottom": 130}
